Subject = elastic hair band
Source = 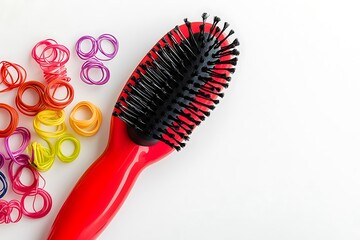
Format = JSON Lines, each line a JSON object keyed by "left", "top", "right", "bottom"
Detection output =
{"left": 20, "top": 188, "right": 52, "bottom": 219}
{"left": 70, "top": 101, "right": 102, "bottom": 136}
{"left": 0, "top": 200, "right": 22, "bottom": 224}
{"left": 0, "top": 171, "right": 8, "bottom": 198}
{"left": 28, "top": 140, "right": 55, "bottom": 172}
{"left": 95, "top": 34, "right": 119, "bottom": 61}
{"left": 0, "top": 61, "right": 27, "bottom": 93}
{"left": 8, "top": 160, "right": 39, "bottom": 195}
{"left": 55, "top": 134, "right": 80, "bottom": 163}
{"left": 80, "top": 59, "right": 110, "bottom": 85}
{"left": 33, "top": 110, "right": 66, "bottom": 139}
{"left": 0, "top": 103, "right": 19, "bottom": 138}
{"left": 75, "top": 36, "right": 98, "bottom": 60}
{"left": 15, "top": 81, "right": 46, "bottom": 116}
{"left": 43, "top": 79, "right": 74, "bottom": 110}
{"left": 4, "top": 127, "right": 31, "bottom": 164}
{"left": 31, "top": 39, "right": 70, "bottom": 84}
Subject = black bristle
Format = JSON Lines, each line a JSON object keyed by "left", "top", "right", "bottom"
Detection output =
{"left": 113, "top": 13, "right": 239, "bottom": 150}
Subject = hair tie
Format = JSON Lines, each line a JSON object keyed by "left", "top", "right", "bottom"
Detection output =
{"left": 20, "top": 188, "right": 52, "bottom": 219}
{"left": 4, "top": 127, "right": 31, "bottom": 164}
{"left": 75, "top": 36, "right": 98, "bottom": 60}
{"left": 0, "top": 200, "right": 22, "bottom": 224}
{"left": 32, "top": 39, "right": 70, "bottom": 84}
{"left": 0, "top": 61, "right": 27, "bottom": 93}
{"left": 43, "top": 79, "right": 74, "bottom": 110}
{"left": 33, "top": 110, "right": 66, "bottom": 139}
{"left": 0, "top": 103, "right": 19, "bottom": 138}
{"left": 28, "top": 140, "right": 55, "bottom": 172}
{"left": 70, "top": 101, "right": 102, "bottom": 136}
{"left": 55, "top": 134, "right": 80, "bottom": 163}
{"left": 0, "top": 172, "right": 8, "bottom": 198}
{"left": 8, "top": 160, "right": 39, "bottom": 194}
{"left": 80, "top": 59, "right": 110, "bottom": 85}
{"left": 15, "top": 81, "right": 46, "bottom": 116}
{"left": 95, "top": 34, "right": 119, "bottom": 61}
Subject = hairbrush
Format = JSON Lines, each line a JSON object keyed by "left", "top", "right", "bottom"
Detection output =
{"left": 48, "top": 13, "right": 239, "bottom": 239}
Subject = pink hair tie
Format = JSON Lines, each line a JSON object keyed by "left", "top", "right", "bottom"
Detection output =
{"left": 21, "top": 188, "right": 52, "bottom": 219}
{"left": 32, "top": 39, "right": 71, "bottom": 84}
{"left": 8, "top": 160, "right": 39, "bottom": 195}
{"left": 0, "top": 200, "right": 22, "bottom": 224}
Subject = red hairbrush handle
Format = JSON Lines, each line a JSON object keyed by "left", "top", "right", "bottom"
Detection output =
{"left": 48, "top": 117, "right": 173, "bottom": 239}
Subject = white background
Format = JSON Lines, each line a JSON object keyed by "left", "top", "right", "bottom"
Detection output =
{"left": 1, "top": 0, "right": 360, "bottom": 239}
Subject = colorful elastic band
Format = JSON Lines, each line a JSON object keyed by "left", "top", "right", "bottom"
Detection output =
{"left": 0, "top": 200, "right": 22, "bottom": 224}
{"left": 0, "top": 103, "right": 19, "bottom": 138}
{"left": 80, "top": 59, "right": 110, "bottom": 85}
{"left": 43, "top": 79, "right": 74, "bottom": 110}
{"left": 15, "top": 81, "right": 46, "bottom": 116}
{"left": 28, "top": 140, "right": 55, "bottom": 172}
{"left": 4, "top": 127, "right": 31, "bottom": 165}
{"left": 70, "top": 101, "right": 102, "bottom": 136}
{"left": 31, "top": 39, "right": 70, "bottom": 84}
{"left": 0, "top": 61, "right": 27, "bottom": 93}
{"left": 33, "top": 110, "right": 66, "bottom": 139}
{"left": 20, "top": 188, "right": 52, "bottom": 219}
{"left": 75, "top": 34, "right": 119, "bottom": 61}
{"left": 55, "top": 134, "right": 80, "bottom": 163}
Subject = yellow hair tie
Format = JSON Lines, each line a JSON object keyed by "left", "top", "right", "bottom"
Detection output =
{"left": 55, "top": 134, "right": 81, "bottom": 163}
{"left": 33, "top": 110, "right": 66, "bottom": 139}
{"left": 69, "top": 101, "right": 102, "bottom": 137}
{"left": 28, "top": 140, "right": 55, "bottom": 172}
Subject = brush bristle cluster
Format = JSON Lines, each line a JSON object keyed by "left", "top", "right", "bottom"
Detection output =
{"left": 113, "top": 13, "right": 239, "bottom": 150}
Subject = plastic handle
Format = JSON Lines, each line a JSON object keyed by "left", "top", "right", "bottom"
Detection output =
{"left": 48, "top": 139, "right": 143, "bottom": 239}
{"left": 48, "top": 117, "right": 173, "bottom": 240}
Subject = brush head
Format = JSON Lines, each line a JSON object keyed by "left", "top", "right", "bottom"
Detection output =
{"left": 113, "top": 13, "right": 239, "bottom": 151}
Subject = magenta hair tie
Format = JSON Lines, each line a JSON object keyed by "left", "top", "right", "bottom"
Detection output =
{"left": 0, "top": 200, "right": 22, "bottom": 224}
{"left": 75, "top": 36, "right": 98, "bottom": 60}
{"left": 4, "top": 127, "right": 31, "bottom": 165}
{"left": 80, "top": 59, "right": 110, "bottom": 85}
{"left": 32, "top": 39, "right": 71, "bottom": 84}
{"left": 8, "top": 160, "right": 39, "bottom": 195}
{"left": 95, "top": 34, "right": 119, "bottom": 61}
{"left": 21, "top": 188, "right": 52, "bottom": 218}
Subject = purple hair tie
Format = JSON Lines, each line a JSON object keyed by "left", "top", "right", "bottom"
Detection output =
{"left": 95, "top": 34, "right": 119, "bottom": 61}
{"left": 4, "top": 127, "right": 31, "bottom": 165}
{"left": 80, "top": 59, "right": 110, "bottom": 85}
{"left": 75, "top": 36, "right": 98, "bottom": 60}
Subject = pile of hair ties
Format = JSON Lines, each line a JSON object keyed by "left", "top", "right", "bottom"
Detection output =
{"left": 76, "top": 34, "right": 119, "bottom": 85}
{"left": 0, "top": 36, "right": 107, "bottom": 224}
{"left": 0, "top": 127, "right": 52, "bottom": 223}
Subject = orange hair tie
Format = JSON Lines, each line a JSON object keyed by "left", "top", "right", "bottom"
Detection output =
{"left": 43, "top": 79, "right": 74, "bottom": 110}
{"left": 15, "top": 81, "right": 46, "bottom": 116}
{"left": 69, "top": 101, "right": 102, "bottom": 137}
{"left": 0, "top": 103, "right": 19, "bottom": 138}
{"left": 0, "top": 61, "right": 27, "bottom": 93}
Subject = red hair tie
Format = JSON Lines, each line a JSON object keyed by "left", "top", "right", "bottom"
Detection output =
{"left": 15, "top": 81, "right": 46, "bottom": 116}
{"left": 0, "top": 61, "right": 27, "bottom": 93}
{"left": 43, "top": 79, "right": 74, "bottom": 110}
